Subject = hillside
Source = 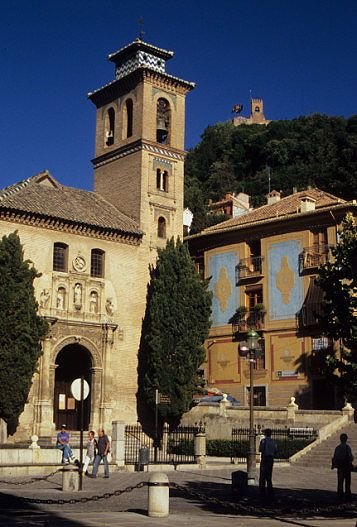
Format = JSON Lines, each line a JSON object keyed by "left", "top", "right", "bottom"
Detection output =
{"left": 184, "top": 114, "right": 357, "bottom": 233}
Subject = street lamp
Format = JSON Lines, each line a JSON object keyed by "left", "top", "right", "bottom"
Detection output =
{"left": 238, "top": 329, "right": 260, "bottom": 484}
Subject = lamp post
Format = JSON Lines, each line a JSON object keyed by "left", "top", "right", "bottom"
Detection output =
{"left": 239, "top": 329, "right": 260, "bottom": 484}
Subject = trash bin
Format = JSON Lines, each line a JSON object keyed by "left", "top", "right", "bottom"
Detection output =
{"left": 138, "top": 446, "right": 150, "bottom": 471}
{"left": 232, "top": 470, "right": 248, "bottom": 495}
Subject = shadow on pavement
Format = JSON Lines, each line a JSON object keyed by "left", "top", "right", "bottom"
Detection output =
{"left": 170, "top": 479, "right": 357, "bottom": 519}
{"left": 0, "top": 492, "right": 86, "bottom": 526}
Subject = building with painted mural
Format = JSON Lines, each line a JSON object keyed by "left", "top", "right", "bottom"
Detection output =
{"left": 187, "top": 189, "right": 356, "bottom": 410}
{"left": 0, "top": 38, "right": 194, "bottom": 440}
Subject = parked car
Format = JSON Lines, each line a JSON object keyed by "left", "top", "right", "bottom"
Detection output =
{"left": 196, "top": 394, "right": 241, "bottom": 406}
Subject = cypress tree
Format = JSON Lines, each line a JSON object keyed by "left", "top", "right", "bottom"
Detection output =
{"left": 140, "top": 238, "right": 212, "bottom": 425}
{"left": 0, "top": 232, "right": 48, "bottom": 431}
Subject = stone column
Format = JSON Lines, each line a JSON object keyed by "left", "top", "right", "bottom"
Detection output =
{"left": 111, "top": 420, "right": 125, "bottom": 467}
{"left": 342, "top": 402, "right": 354, "bottom": 421}
{"left": 34, "top": 340, "right": 56, "bottom": 437}
{"left": 287, "top": 396, "right": 298, "bottom": 421}
{"left": 0, "top": 418, "right": 7, "bottom": 444}
{"left": 194, "top": 432, "right": 206, "bottom": 467}
{"left": 90, "top": 367, "right": 103, "bottom": 430}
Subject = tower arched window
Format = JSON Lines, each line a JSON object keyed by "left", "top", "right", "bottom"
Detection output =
{"left": 105, "top": 107, "right": 115, "bottom": 146}
{"left": 156, "top": 169, "right": 168, "bottom": 192}
{"left": 53, "top": 243, "right": 68, "bottom": 272}
{"left": 124, "top": 99, "right": 133, "bottom": 138}
{"left": 91, "top": 248, "right": 105, "bottom": 278}
{"left": 157, "top": 217, "right": 167, "bottom": 239}
{"left": 156, "top": 98, "right": 170, "bottom": 144}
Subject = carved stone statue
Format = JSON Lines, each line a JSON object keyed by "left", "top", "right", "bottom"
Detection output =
{"left": 39, "top": 289, "right": 50, "bottom": 308}
{"left": 89, "top": 291, "right": 98, "bottom": 314}
{"left": 57, "top": 287, "right": 65, "bottom": 310}
{"left": 74, "top": 283, "right": 82, "bottom": 310}
{"left": 105, "top": 298, "right": 114, "bottom": 316}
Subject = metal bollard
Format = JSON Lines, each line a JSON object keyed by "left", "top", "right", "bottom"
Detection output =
{"left": 232, "top": 470, "right": 248, "bottom": 495}
{"left": 138, "top": 446, "right": 150, "bottom": 471}
{"left": 147, "top": 472, "right": 169, "bottom": 517}
{"left": 62, "top": 466, "right": 80, "bottom": 492}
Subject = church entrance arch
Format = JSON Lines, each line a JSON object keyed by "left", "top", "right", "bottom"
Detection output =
{"left": 54, "top": 344, "right": 92, "bottom": 430}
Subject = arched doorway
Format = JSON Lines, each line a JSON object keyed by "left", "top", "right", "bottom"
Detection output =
{"left": 54, "top": 344, "right": 92, "bottom": 430}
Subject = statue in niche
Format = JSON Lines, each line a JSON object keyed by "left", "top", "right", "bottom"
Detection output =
{"left": 105, "top": 298, "right": 114, "bottom": 316}
{"left": 89, "top": 291, "right": 98, "bottom": 314}
{"left": 40, "top": 289, "right": 50, "bottom": 308}
{"left": 57, "top": 287, "right": 66, "bottom": 310}
{"left": 74, "top": 283, "right": 82, "bottom": 310}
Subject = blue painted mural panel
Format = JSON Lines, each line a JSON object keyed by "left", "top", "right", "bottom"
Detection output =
{"left": 268, "top": 240, "right": 303, "bottom": 320}
{"left": 207, "top": 252, "right": 238, "bottom": 327}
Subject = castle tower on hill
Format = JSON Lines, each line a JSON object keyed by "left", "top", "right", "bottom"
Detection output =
{"left": 88, "top": 39, "right": 195, "bottom": 246}
{"left": 233, "top": 97, "right": 271, "bottom": 127}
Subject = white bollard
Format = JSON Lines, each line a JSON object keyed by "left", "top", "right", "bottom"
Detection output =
{"left": 147, "top": 472, "right": 169, "bottom": 518}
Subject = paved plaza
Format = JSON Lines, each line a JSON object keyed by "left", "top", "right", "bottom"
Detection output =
{"left": 0, "top": 464, "right": 356, "bottom": 526}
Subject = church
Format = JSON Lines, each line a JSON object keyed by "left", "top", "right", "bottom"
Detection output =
{"left": 0, "top": 38, "right": 194, "bottom": 440}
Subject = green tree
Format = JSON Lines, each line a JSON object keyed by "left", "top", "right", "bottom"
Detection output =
{"left": 139, "top": 238, "right": 212, "bottom": 426}
{"left": 317, "top": 214, "right": 357, "bottom": 401}
{"left": 0, "top": 232, "right": 48, "bottom": 432}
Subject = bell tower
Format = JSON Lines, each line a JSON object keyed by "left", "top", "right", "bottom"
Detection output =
{"left": 88, "top": 39, "right": 195, "bottom": 246}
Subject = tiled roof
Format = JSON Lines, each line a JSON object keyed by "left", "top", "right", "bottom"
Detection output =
{"left": 202, "top": 188, "right": 347, "bottom": 234}
{"left": 108, "top": 39, "right": 174, "bottom": 63}
{"left": 88, "top": 69, "right": 195, "bottom": 99}
{"left": 0, "top": 171, "right": 142, "bottom": 237}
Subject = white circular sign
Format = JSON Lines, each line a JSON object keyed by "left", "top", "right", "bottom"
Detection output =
{"left": 71, "top": 378, "right": 90, "bottom": 401}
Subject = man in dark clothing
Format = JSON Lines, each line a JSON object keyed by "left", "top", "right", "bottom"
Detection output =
{"left": 259, "top": 428, "right": 278, "bottom": 495}
{"left": 332, "top": 433, "right": 354, "bottom": 501}
{"left": 90, "top": 429, "right": 110, "bottom": 478}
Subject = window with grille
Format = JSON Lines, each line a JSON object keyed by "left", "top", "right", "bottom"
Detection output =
{"left": 53, "top": 243, "right": 68, "bottom": 272}
{"left": 91, "top": 249, "right": 105, "bottom": 278}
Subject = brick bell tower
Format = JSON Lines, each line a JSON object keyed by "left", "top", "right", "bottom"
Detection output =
{"left": 88, "top": 39, "right": 195, "bottom": 247}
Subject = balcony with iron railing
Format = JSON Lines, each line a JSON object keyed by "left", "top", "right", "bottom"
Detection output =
{"left": 299, "top": 244, "right": 334, "bottom": 273}
{"left": 231, "top": 308, "right": 266, "bottom": 335}
{"left": 236, "top": 256, "right": 264, "bottom": 281}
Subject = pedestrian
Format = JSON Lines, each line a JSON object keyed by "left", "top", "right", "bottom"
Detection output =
{"left": 259, "top": 428, "right": 278, "bottom": 496}
{"left": 56, "top": 424, "right": 76, "bottom": 464}
{"left": 331, "top": 433, "right": 354, "bottom": 501}
{"left": 89, "top": 429, "right": 110, "bottom": 478}
{"left": 83, "top": 430, "right": 97, "bottom": 475}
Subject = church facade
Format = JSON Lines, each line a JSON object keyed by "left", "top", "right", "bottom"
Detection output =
{"left": 0, "top": 39, "right": 194, "bottom": 440}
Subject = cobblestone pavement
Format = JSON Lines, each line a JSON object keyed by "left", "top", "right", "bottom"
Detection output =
{"left": 0, "top": 464, "right": 356, "bottom": 526}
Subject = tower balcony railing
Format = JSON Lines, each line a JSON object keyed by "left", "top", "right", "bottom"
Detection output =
{"left": 299, "top": 244, "right": 334, "bottom": 273}
{"left": 236, "top": 256, "right": 264, "bottom": 281}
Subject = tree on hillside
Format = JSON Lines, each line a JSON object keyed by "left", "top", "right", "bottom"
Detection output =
{"left": 317, "top": 213, "right": 357, "bottom": 401}
{"left": 0, "top": 232, "right": 48, "bottom": 433}
{"left": 138, "top": 238, "right": 212, "bottom": 428}
{"left": 184, "top": 114, "right": 357, "bottom": 232}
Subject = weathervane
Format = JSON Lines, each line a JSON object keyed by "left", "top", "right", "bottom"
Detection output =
{"left": 139, "top": 17, "right": 145, "bottom": 40}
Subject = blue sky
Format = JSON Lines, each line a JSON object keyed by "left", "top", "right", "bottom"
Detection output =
{"left": 0, "top": 0, "right": 356, "bottom": 191}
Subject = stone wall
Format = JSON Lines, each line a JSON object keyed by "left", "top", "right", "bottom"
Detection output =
{"left": 180, "top": 399, "right": 349, "bottom": 440}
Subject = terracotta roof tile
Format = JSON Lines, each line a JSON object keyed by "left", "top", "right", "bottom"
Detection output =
{"left": 0, "top": 171, "right": 142, "bottom": 237}
{"left": 203, "top": 188, "right": 346, "bottom": 234}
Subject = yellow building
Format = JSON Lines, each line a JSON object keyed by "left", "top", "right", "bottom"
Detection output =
{"left": 187, "top": 189, "right": 356, "bottom": 409}
{"left": 0, "top": 38, "right": 194, "bottom": 440}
